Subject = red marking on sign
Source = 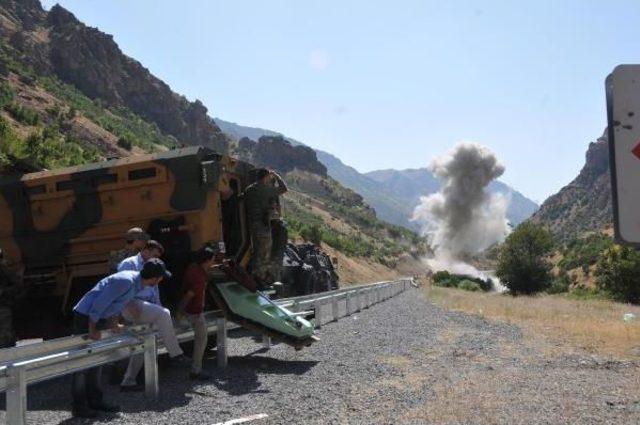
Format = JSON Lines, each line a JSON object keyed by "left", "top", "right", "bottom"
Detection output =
{"left": 633, "top": 141, "right": 640, "bottom": 160}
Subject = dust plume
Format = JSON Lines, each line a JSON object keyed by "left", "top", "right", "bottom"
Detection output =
{"left": 412, "top": 142, "right": 510, "bottom": 289}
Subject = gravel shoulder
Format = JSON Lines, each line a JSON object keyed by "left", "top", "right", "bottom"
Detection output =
{"left": 2, "top": 288, "right": 640, "bottom": 424}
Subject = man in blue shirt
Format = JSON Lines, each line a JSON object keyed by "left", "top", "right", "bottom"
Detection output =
{"left": 118, "top": 240, "right": 164, "bottom": 306}
{"left": 117, "top": 240, "right": 188, "bottom": 390}
{"left": 71, "top": 259, "right": 171, "bottom": 418}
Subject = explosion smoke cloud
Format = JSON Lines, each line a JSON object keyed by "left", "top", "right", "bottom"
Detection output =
{"left": 412, "top": 142, "right": 511, "bottom": 261}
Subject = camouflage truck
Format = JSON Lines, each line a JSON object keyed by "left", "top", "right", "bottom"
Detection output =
{"left": 0, "top": 146, "right": 256, "bottom": 345}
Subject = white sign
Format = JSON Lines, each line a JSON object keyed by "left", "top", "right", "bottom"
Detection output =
{"left": 607, "top": 65, "right": 640, "bottom": 246}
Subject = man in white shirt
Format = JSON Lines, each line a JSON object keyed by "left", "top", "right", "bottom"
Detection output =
{"left": 118, "top": 240, "right": 188, "bottom": 391}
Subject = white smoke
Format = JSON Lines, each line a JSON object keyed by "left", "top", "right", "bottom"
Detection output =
{"left": 412, "top": 142, "right": 511, "bottom": 290}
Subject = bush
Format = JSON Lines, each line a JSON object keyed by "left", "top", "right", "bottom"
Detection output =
{"left": 496, "top": 223, "right": 554, "bottom": 295}
{"left": 559, "top": 233, "right": 613, "bottom": 272}
{"left": 24, "top": 124, "right": 100, "bottom": 169}
{"left": 117, "top": 136, "right": 133, "bottom": 151}
{"left": 0, "top": 82, "right": 15, "bottom": 109}
{"left": 300, "top": 224, "right": 323, "bottom": 246}
{"left": 547, "top": 275, "right": 571, "bottom": 294}
{"left": 595, "top": 245, "right": 640, "bottom": 304}
{"left": 458, "top": 280, "right": 482, "bottom": 292}
{"left": 432, "top": 270, "right": 492, "bottom": 292}
{"left": 5, "top": 103, "right": 40, "bottom": 125}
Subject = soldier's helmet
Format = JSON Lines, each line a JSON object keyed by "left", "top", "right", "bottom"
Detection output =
{"left": 125, "top": 227, "right": 150, "bottom": 242}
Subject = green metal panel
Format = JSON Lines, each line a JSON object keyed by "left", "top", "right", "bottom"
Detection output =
{"left": 215, "top": 282, "right": 314, "bottom": 339}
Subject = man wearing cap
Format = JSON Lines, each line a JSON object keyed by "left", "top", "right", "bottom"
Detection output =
{"left": 243, "top": 169, "right": 288, "bottom": 282}
{"left": 70, "top": 259, "right": 170, "bottom": 418}
{"left": 117, "top": 240, "right": 188, "bottom": 391}
{"left": 108, "top": 227, "right": 149, "bottom": 273}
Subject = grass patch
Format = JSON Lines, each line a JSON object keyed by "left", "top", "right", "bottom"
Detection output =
{"left": 425, "top": 285, "right": 640, "bottom": 358}
{"left": 0, "top": 116, "right": 99, "bottom": 170}
{"left": 38, "top": 75, "right": 178, "bottom": 151}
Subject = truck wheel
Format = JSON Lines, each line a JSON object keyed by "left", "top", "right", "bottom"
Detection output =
{"left": 0, "top": 306, "right": 16, "bottom": 348}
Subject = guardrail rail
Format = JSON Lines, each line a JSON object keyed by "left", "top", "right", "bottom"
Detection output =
{"left": 0, "top": 278, "right": 412, "bottom": 424}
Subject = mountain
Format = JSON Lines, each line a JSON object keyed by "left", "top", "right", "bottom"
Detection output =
{"left": 530, "top": 131, "right": 612, "bottom": 241}
{"left": 0, "top": 0, "right": 227, "bottom": 164}
{"left": 215, "top": 118, "right": 539, "bottom": 231}
{"left": 365, "top": 168, "right": 539, "bottom": 231}
{"left": 0, "top": 1, "right": 425, "bottom": 280}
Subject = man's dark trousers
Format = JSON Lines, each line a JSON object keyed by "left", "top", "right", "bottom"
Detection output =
{"left": 71, "top": 313, "right": 107, "bottom": 409}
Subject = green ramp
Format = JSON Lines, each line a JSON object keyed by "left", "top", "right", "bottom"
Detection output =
{"left": 211, "top": 281, "right": 317, "bottom": 349}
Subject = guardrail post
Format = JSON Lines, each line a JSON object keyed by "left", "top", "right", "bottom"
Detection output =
{"left": 314, "top": 301, "right": 323, "bottom": 328}
{"left": 216, "top": 316, "right": 228, "bottom": 368}
{"left": 6, "top": 364, "right": 27, "bottom": 425}
{"left": 262, "top": 334, "right": 271, "bottom": 349}
{"left": 332, "top": 298, "right": 339, "bottom": 322}
{"left": 143, "top": 333, "right": 159, "bottom": 399}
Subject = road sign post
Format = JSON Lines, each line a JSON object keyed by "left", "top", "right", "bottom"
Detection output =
{"left": 606, "top": 65, "right": 640, "bottom": 246}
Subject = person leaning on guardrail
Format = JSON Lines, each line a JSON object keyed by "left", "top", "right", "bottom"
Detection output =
{"left": 71, "top": 259, "right": 172, "bottom": 419}
{"left": 117, "top": 240, "right": 190, "bottom": 392}
{"left": 177, "top": 246, "right": 219, "bottom": 380}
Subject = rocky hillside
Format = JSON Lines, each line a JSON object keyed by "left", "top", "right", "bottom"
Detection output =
{"left": 215, "top": 118, "right": 539, "bottom": 232}
{"left": 0, "top": 0, "right": 227, "bottom": 164}
{"left": 0, "top": 1, "right": 426, "bottom": 278}
{"left": 530, "top": 131, "right": 612, "bottom": 241}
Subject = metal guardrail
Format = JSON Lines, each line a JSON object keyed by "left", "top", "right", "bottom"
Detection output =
{"left": 0, "top": 278, "right": 412, "bottom": 424}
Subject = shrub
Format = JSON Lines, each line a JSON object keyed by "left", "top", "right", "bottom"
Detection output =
{"left": 5, "top": 103, "right": 40, "bottom": 125}
{"left": 496, "top": 223, "right": 554, "bottom": 295}
{"left": 547, "top": 275, "right": 571, "bottom": 294}
{"left": 117, "top": 136, "right": 133, "bottom": 151}
{"left": 432, "top": 270, "right": 492, "bottom": 292}
{"left": 46, "top": 104, "right": 62, "bottom": 118}
{"left": 559, "top": 233, "right": 613, "bottom": 272}
{"left": 24, "top": 125, "right": 100, "bottom": 169}
{"left": 595, "top": 245, "right": 640, "bottom": 304}
{"left": 300, "top": 224, "right": 323, "bottom": 246}
{"left": 458, "top": 280, "right": 482, "bottom": 292}
{"left": 0, "top": 82, "right": 15, "bottom": 108}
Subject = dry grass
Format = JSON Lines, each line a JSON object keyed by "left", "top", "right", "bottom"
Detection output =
{"left": 425, "top": 285, "right": 640, "bottom": 358}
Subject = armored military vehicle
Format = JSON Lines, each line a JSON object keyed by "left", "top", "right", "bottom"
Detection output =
{"left": 0, "top": 146, "right": 316, "bottom": 348}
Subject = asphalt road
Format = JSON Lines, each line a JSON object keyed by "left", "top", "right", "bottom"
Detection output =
{"left": 2, "top": 288, "right": 640, "bottom": 424}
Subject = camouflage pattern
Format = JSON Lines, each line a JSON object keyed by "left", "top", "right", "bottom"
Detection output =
{"left": 270, "top": 220, "right": 288, "bottom": 282}
{"left": 244, "top": 174, "right": 288, "bottom": 283}
{"left": 0, "top": 146, "right": 256, "bottom": 339}
{"left": 250, "top": 231, "right": 273, "bottom": 282}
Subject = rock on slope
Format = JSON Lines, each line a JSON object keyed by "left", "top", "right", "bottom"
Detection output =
{"left": 0, "top": 0, "right": 227, "bottom": 152}
{"left": 530, "top": 131, "right": 612, "bottom": 241}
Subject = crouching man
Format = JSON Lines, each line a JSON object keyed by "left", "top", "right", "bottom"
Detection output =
{"left": 118, "top": 240, "right": 189, "bottom": 391}
{"left": 71, "top": 259, "right": 171, "bottom": 418}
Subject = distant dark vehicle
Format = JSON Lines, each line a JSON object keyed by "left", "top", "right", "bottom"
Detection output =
{"left": 281, "top": 242, "right": 339, "bottom": 296}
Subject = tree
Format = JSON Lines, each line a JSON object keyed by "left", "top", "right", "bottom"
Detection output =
{"left": 496, "top": 222, "right": 554, "bottom": 295}
{"left": 595, "top": 245, "right": 640, "bottom": 304}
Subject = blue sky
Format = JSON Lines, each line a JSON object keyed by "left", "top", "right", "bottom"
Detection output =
{"left": 41, "top": 0, "right": 640, "bottom": 203}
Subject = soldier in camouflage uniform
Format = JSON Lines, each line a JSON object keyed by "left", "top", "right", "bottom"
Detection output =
{"left": 0, "top": 248, "right": 23, "bottom": 348}
{"left": 270, "top": 198, "right": 288, "bottom": 283}
{"left": 243, "top": 169, "right": 287, "bottom": 282}
{"left": 108, "top": 227, "right": 149, "bottom": 273}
